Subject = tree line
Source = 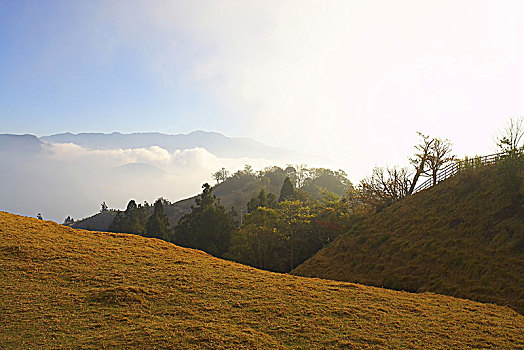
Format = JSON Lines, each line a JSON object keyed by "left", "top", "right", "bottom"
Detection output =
{"left": 102, "top": 165, "right": 354, "bottom": 272}
{"left": 174, "top": 172, "right": 356, "bottom": 272}
{"left": 108, "top": 198, "right": 171, "bottom": 240}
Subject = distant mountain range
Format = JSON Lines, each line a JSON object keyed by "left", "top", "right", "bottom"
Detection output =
{"left": 0, "top": 134, "right": 43, "bottom": 153}
{"left": 34, "top": 131, "right": 295, "bottom": 159}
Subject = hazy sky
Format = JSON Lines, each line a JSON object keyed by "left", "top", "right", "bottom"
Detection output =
{"left": 1, "top": 0, "right": 524, "bottom": 181}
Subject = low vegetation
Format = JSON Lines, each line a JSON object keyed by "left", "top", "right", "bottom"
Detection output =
{"left": 1, "top": 211, "right": 523, "bottom": 349}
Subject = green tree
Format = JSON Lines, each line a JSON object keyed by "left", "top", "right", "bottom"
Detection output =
{"left": 247, "top": 188, "right": 278, "bottom": 213}
{"left": 261, "top": 166, "right": 287, "bottom": 188}
{"left": 267, "top": 192, "right": 277, "bottom": 208}
{"left": 243, "top": 164, "right": 254, "bottom": 175}
{"left": 229, "top": 192, "right": 351, "bottom": 273}
{"left": 284, "top": 166, "right": 297, "bottom": 186}
{"left": 301, "top": 168, "right": 352, "bottom": 198}
{"left": 108, "top": 199, "right": 145, "bottom": 234}
{"left": 279, "top": 177, "right": 295, "bottom": 202}
{"left": 227, "top": 207, "right": 287, "bottom": 271}
{"left": 310, "top": 192, "right": 354, "bottom": 248}
{"left": 145, "top": 199, "right": 171, "bottom": 240}
{"left": 174, "top": 183, "right": 235, "bottom": 257}
{"left": 278, "top": 200, "right": 314, "bottom": 270}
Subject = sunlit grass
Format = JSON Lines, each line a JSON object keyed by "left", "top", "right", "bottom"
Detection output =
{"left": 1, "top": 211, "right": 523, "bottom": 348}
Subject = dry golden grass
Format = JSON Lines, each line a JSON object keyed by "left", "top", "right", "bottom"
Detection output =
{"left": 1, "top": 211, "right": 523, "bottom": 349}
{"left": 294, "top": 165, "right": 524, "bottom": 314}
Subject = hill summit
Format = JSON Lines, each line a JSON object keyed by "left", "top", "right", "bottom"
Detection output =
{"left": 293, "top": 161, "right": 524, "bottom": 314}
{"left": 1, "top": 211, "right": 523, "bottom": 348}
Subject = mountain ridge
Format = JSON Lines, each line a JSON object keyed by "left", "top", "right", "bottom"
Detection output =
{"left": 0, "top": 134, "right": 43, "bottom": 153}
{"left": 39, "top": 130, "right": 296, "bottom": 159}
{"left": 1, "top": 130, "right": 306, "bottom": 160}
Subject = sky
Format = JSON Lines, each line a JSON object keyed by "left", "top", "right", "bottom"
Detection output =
{"left": 1, "top": 0, "right": 524, "bottom": 210}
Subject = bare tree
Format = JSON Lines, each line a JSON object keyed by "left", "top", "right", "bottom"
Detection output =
{"left": 408, "top": 132, "right": 434, "bottom": 195}
{"left": 294, "top": 164, "right": 309, "bottom": 188}
{"left": 497, "top": 117, "right": 524, "bottom": 155}
{"left": 357, "top": 166, "right": 411, "bottom": 212}
{"left": 376, "top": 167, "right": 411, "bottom": 202}
{"left": 212, "top": 167, "right": 230, "bottom": 184}
{"left": 425, "top": 138, "right": 455, "bottom": 185}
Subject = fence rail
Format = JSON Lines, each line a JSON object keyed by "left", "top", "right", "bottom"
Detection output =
{"left": 413, "top": 151, "right": 507, "bottom": 193}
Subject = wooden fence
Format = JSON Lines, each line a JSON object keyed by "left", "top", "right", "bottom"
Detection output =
{"left": 413, "top": 151, "right": 507, "bottom": 193}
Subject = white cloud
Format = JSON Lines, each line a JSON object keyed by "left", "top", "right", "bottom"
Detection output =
{"left": 0, "top": 143, "right": 285, "bottom": 222}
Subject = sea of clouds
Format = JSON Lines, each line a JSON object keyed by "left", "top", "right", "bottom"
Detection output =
{"left": 0, "top": 142, "right": 284, "bottom": 223}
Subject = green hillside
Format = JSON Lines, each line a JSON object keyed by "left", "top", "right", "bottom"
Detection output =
{"left": 69, "top": 210, "right": 118, "bottom": 231}
{"left": 71, "top": 166, "right": 351, "bottom": 233}
{"left": 293, "top": 162, "right": 524, "bottom": 314}
{"left": 1, "top": 211, "right": 523, "bottom": 348}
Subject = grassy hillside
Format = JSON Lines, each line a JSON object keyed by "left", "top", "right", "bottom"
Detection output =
{"left": 1, "top": 211, "right": 523, "bottom": 349}
{"left": 293, "top": 163, "right": 524, "bottom": 314}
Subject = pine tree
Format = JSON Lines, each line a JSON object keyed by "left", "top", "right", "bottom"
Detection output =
{"left": 266, "top": 192, "right": 277, "bottom": 208}
{"left": 174, "top": 183, "right": 234, "bottom": 257}
{"left": 279, "top": 177, "right": 295, "bottom": 202}
{"left": 145, "top": 199, "right": 170, "bottom": 240}
{"left": 108, "top": 199, "right": 144, "bottom": 234}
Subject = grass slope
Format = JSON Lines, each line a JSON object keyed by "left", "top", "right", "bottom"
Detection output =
{"left": 293, "top": 164, "right": 524, "bottom": 314}
{"left": 1, "top": 211, "right": 523, "bottom": 349}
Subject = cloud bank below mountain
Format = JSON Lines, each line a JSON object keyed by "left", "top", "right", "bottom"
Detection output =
{"left": 0, "top": 136, "right": 299, "bottom": 222}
